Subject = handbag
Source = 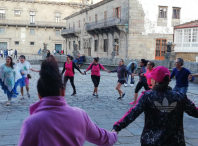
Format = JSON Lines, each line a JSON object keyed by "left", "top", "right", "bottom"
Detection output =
{"left": 27, "top": 74, "right": 32, "bottom": 79}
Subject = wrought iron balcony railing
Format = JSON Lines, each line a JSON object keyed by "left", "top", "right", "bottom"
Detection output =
{"left": 61, "top": 28, "right": 81, "bottom": 35}
{"left": 86, "top": 17, "right": 128, "bottom": 31}
{"left": 0, "top": 19, "right": 66, "bottom": 28}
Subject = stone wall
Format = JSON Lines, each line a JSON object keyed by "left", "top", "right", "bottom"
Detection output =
{"left": 176, "top": 53, "right": 198, "bottom": 62}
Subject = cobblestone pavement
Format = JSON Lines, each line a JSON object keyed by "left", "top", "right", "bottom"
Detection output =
{"left": 0, "top": 64, "right": 198, "bottom": 146}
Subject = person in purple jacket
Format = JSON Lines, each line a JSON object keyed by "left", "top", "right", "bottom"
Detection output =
{"left": 18, "top": 60, "right": 117, "bottom": 146}
{"left": 109, "top": 59, "right": 131, "bottom": 100}
{"left": 112, "top": 66, "right": 198, "bottom": 146}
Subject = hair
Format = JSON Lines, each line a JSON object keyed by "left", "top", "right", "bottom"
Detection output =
{"left": 177, "top": 58, "right": 184, "bottom": 66}
{"left": 148, "top": 61, "right": 155, "bottom": 68}
{"left": 132, "top": 63, "right": 135, "bottom": 66}
{"left": 20, "top": 55, "right": 26, "bottom": 60}
{"left": 67, "top": 55, "right": 73, "bottom": 60}
{"left": 37, "top": 60, "right": 64, "bottom": 98}
{"left": 120, "top": 59, "right": 125, "bottom": 64}
{"left": 152, "top": 75, "right": 172, "bottom": 92}
{"left": 141, "top": 59, "right": 148, "bottom": 66}
{"left": 48, "top": 55, "right": 57, "bottom": 62}
{"left": 7, "top": 56, "right": 14, "bottom": 69}
{"left": 93, "top": 57, "right": 99, "bottom": 62}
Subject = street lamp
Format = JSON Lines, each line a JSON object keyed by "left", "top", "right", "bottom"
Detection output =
{"left": 166, "top": 42, "right": 176, "bottom": 52}
{"left": 113, "top": 42, "right": 118, "bottom": 52}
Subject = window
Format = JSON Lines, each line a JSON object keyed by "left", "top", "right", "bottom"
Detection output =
{"left": 55, "top": 30, "right": 60, "bottom": 36}
{"left": 95, "top": 14, "right": 98, "bottom": 23}
{"left": 14, "top": 10, "right": 21, "bottom": 16}
{"left": 0, "top": 9, "right": 5, "bottom": 20}
{"left": 55, "top": 13, "right": 60, "bottom": 23}
{"left": 30, "top": 42, "right": 34, "bottom": 45}
{"left": 89, "top": 16, "right": 91, "bottom": 22}
{"left": 158, "top": 7, "right": 167, "bottom": 18}
{"left": 155, "top": 39, "right": 167, "bottom": 60}
{"left": 69, "top": 41, "right": 71, "bottom": 50}
{"left": 0, "top": 27, "right": 5, "bottom": 34}
{"left": 78, "top": 20, "right": 80, "bottom": 28}
{"left": 15, "top": 41, "right": 19, "bottom": 45}
{"left": 192, "top": 29, "right": 198, "bottom": 42}
{"left": 184, "top": 29, "right": 191, "bottom": 42}
{"left": 173, "top": 8, "right": 180, "bottom": 19}
{"left": 114, "top": 7, "right": 121, "bottom": 18}
{"left": 30, "top": 11, "right": 35, "bottom": 24}
{"left": 104, "top": 39, "right": 108, "bottom": 52}
{"left": 30, "top": 29, "right": 35, "bottom": 35}
{"left": 114, "top": 39, "right": 119, "bottom": 55}
{"left": 78, "top": 41, "right": 81, "bottom": 50}
{"left": 94, "top": 40, "right": 98, "bottom": 51}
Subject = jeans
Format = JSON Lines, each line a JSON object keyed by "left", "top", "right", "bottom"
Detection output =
{"left": 126, "top": 74, "right": 134, "bottom": 84}
{"left": 14, "top": 54, "right": 17, "bottom": 59}
{"left": 173, "top": 86, "right": 188, "bottom": 95}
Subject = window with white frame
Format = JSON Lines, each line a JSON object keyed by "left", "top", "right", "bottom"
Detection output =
{"left": 30, "top": 29, "right": 35, "bottom": 35}
{"left": 175, "top": 29, "right": 183, "bottom": 42}
{"left": 30, "top": 11, "right": 35, "bottom": 24}
{"left": 158, "top": 7, "right": 167, "bottom": 18}
{"left": 192, "top": 28, "right": 198, "bottom": 42}
{"left": 0, "top": 27, "right": 5, "bottom": 34}
{"left": 55, "top": 13, "right": 60, "bottom": 23}
{"left": 55, "top": 30, "right": 60, "bottom": 36}
{"left": 184, "top": 29, "right": 191, "bottom": 42}
{"left": 14, "top": 10, "right": 21, "bottom": 16}
{"left": 173, "top": 8, "right": 180, "bottom": 19}
{"left": 0, "top": 9, "right": 5, "bottom": 20}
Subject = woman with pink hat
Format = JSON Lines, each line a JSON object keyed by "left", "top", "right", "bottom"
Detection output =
{"left": 112, "top": 66, "right": 198, "bottom": 146}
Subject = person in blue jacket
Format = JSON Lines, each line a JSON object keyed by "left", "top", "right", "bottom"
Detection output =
{"left": 124, "top": 61, "right": 137, "bottom": 87}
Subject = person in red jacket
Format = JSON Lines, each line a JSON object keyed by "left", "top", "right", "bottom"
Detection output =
{"left": 144, "top": 61, "right": 155, "bottom": 89}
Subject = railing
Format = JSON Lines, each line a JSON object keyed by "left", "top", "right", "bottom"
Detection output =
{"left": 61, "top": 27, "right": 81, "bottom": 34}
{"left": 0, "top": 19, "right": 66, "bottom": 27}
{"left": 174, "top": 42, "right": 198, "bottom": 52}
{"left": 86, "top": 17, "right": 128, "bottom": 30}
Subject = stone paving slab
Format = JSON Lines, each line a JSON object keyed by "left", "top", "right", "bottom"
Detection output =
{"left": 0, "top": 66, "right": 198, "bottom": 146}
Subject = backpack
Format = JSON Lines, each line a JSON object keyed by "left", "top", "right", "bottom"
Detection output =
{"left": 91, "top": 63, "right": 101, "bottom": 71}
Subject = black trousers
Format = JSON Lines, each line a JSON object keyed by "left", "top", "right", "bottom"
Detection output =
{"left": 91, "top": 75, "right": 100, "bottom": 87}
{"left": 135, "top": 81, "right": 150, "bottom": 93}
{"left": 64, "top": 76, "right": 76, "bottom": 93}
{"left": 14, "top": 54, "right": 17, "bottom": 59}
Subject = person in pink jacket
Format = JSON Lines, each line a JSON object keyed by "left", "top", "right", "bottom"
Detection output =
{"left": 84, "top": 57, "right": 108, "bottom": 97}
{"left": 18, "top": 60, "right": 117, "bottom": 146}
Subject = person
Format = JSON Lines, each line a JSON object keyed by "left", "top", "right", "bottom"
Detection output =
{"left": 109, "top": 59, "right": 131, "bottom": 100}
{"left": 18, "top": 59, "right": 117, "bottom": 146}
{"left": 0, "top": 49, "right": 2, "bottom": 58}
{"left": 0, "top": 56, "right": 22, "bottom": 106}
{"left": 112, "top": 66, "right": 198, "bottom": 146}
{"left": 17, "top": 55, "right": 40, "bottom": 100}
{"left": 10, "top": 49, "right": 13, "bottom": 57}
{"left": 130, "top": 59, "right": 150, "bottom": 105}
{"left": 46, "top": 50, "right": 50, "bottom": 59}
{"left": 171, "top": 58, "right": 194, "bottom": 95}
{"left": 38, "top": 48, "right": 41, "bottom": 55}
{"left": 78, "top": 54, "right": 86, "bottom": 68}
{"left": 124, "top": 61, "right": 137, "bottom": 87}
{"left": 4, "top": 50, "right": 7, "bottom": 58}
{"left": 84, "top": 57, "right": 108, "bottom": 97}
{"left": 73, "top": 53, "right": 81, "bottom": 63}
{"left": 61, "top": 55, "right": 84, "bottom": 96}
{"left": 144, "top": 61, "right": 155, "bottom": 89}
{"left": 8, "top": 50, "right": 10, "bottom": 56}
{"left": 14, "top": 49, "right": 17, "bottom": 59}
{"left": 53, "top": 49, "right": 56, "bottom": 55}
{"left": 48, "top": 55, "right": 57, "bottom": 62}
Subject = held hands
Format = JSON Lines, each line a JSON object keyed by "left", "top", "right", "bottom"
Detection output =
{"left": 188, "top": 74, "right": 193, "bottom": 80}
{"left": 140, "top": 73, "right": 144, "bottom": 76}
{"left": 108, "top": 70, "right": 111, "bottom": 74}
{"left": 111, "top": 129, "right": 119, "bottom": 134}
{"left": 81, "top": 72, "right": 85, "bottom": 75}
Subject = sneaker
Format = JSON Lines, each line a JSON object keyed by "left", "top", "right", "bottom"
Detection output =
{"left": 124, "top": 83, "right": 128, "bottom": 87}
{"left": 27, "top": 93, "right": 30, "bottom": 98}
{"left": 95, "top": 94, "right": 98, "bottom": 98}
{"left": 121, "top": 93, "right": 126, "bottom": 98}
{"left": 20, "top": 97, "right": 25, "bottom": 100}
{"left": 130, "top": 84, "right": 134, "bottom": 87}
{"left": 93, "top": 94, "right": 96, "bottom": 96}
{"left": 71, "top": 92, "right": 76, "bottom": 96}
{"left": 6, "top": 101, "right": 10, "bottom": 106}
{"left": 117, "top": 97, "right": 122, "bottom": 100}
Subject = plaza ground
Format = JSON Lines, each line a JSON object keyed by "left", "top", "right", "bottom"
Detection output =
{"left": 0, "top": 63, "right": 198, "bottom": 146}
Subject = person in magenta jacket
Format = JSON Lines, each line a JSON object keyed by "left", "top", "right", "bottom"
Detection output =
{"left": 18, "top": 59, "right": 117, "bottom": 146}
{"left": 85, "top": 57, "right": 108, "bottom": 97}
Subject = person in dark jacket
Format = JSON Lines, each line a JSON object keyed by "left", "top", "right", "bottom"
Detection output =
{"left": 109, "top": 59, "right": 132, "bottom": 100}
{"left": 61, "top": 55, "right": 84, "bottom": 96}
{"left": 112, "top": 66, "right": 198, "bottom": 146}
{"left": 130, "top": 59, "right": 150, "bottom": 105}
{"left": 46, "top": 50, "right": 50, "bottom": 59}
{"left": 14, "top": 49, "right": 17, "bottom": 59}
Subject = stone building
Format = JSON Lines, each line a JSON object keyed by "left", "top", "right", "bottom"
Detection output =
{"left": 61, "top": 0, "right": 198, "bottom": 60}
{"left": 0, "top": 0, "right": 100, "bottom": 54}
{"left": 174, "top": 20, "right": 198, "bottom": 62}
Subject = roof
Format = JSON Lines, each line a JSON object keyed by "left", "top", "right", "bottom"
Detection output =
{"left": 174, "top": 20, "right": 198, "bottom": 29}
{"left": 63, "top": 0, "right": 113, "bottom": 20}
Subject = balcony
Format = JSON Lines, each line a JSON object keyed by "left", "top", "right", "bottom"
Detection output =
{"left": 61, "top": 27, "right": 81, "bottom": 38}
{"left": 0, "top": 19, "right": 65, "bottom": 28}
{"left": 86, "top": 17, "right": 128, "bottom": 35}
{"left": 174, "top": 42, "right": 198, "bottom": 52}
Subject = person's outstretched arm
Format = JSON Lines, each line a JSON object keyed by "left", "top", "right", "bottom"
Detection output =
{"left": 73, "top": 62, "right": 82, "bottom": 74}
{"left": 100, "top": 64, "right": 108, "bottom": 72}
{"left": 85, "top": 63, "right": 92, "bottom": 72}
{"left": 61, "top": 62, "right": 66, "bottom": 75}
{"left": 184, "top": 95, "right": 198, "bottom": 118}
{"left": 110, "top": 67, "right": 118, "bottom": 73}
{"left": 84, "top": 112, "right": 117, "bottom": 146}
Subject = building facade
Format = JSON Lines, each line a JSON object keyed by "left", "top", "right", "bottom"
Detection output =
{"left": 61, "top": 0, "right": 198, "bottom": 60}
{"left": 174, "top": 20, "right": 198, "bottom": 62}
{"left": 0, "top": 0, "right": 97, "bottom": 54}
